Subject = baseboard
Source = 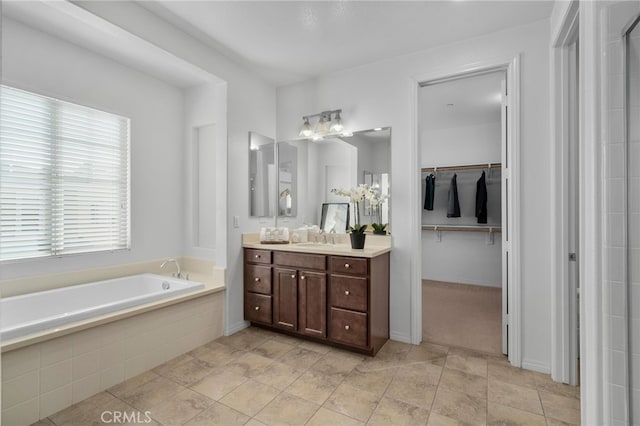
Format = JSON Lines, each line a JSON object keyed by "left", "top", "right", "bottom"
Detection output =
{"left": 390, "top": 330, "right": 412, "bottom": 344}
{"left": 225, "top": 320, "right": 250, "bottom": 336}
{"left": 522, "top": 359, "right": 551, "bottom": 374}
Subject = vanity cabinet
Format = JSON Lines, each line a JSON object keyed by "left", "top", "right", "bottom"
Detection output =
{"left": 243, "top": 247, "right": 389, "bottom": 355}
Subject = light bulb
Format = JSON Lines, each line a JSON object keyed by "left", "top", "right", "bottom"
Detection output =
{"left": 330, "top": 112, "right": 343, "bottom": 133}
{"left": 299, "top": 117, "right": 313, "bottom": 138}
{"left": 315, "top": 114, "right": 329, "bottom": 135}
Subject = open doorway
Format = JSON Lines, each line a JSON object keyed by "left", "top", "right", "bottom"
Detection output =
{"left": 419, "top": 70, "right": 508, "bottom": 356}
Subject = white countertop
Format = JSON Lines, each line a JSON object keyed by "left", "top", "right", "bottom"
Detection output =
{"left": 242, "top": 233, "right": 391, "bottom": 258}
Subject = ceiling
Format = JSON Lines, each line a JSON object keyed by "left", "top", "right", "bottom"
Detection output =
{"left": 419, "top": 71, "right": 504, "bottom": 130}
{"left": 143, "top": 0, "right": 554, "bottom": 87}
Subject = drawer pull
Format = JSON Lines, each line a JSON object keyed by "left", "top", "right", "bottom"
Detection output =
{"left": 344, "top": 263, "right": 350, "bottom": 269}
{"left": 254, "top": 277, "right": 260, "bottom": 282}
{"left": 345, "top": 290, "right": 350, "bottom": 295}
{"left": 255, "top": 306, "right": 260, "bottom": 311}
{"left": 344, "top": 325, "right": 350, "bottom": 331}
{"left": 301, "top": 275, "right": 306, "bottom": 280}
{"left": 291, "top": 274, "right": 296, "bottom": 278}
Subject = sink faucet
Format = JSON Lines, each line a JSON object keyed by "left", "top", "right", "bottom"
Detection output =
{"left": 161, "top": 258, "right": 182, "bottom": 278}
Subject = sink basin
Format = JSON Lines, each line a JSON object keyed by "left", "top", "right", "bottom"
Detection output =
{"left": 295, "top": 242, "right": 328, "bottom": 247}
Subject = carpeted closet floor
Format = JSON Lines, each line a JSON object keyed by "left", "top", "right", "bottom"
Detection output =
{"left": 422, "top": 280, "right": 502, "bottom": 355}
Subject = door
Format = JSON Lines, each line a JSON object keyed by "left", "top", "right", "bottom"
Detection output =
{"left": 501, "top": 77, "right": 509, "bottom": 355}
{"left": 298, "top": 270, "right": 327, "bottom": 337}
{"left": 274, "top": 267, "right": 298, "bottom": 330}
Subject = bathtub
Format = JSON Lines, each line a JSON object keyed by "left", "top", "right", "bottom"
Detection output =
{"left": 0, "top": 273, "right": 204, "bottom": 341}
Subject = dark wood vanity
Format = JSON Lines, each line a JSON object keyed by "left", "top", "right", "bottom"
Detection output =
{"left": 243, "top": 246, "right": 390, "bottom": 355}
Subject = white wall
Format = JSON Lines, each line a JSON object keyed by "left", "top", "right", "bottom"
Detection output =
{"left": 76, "top": 1, "right": 278, "bottom": 335}
{"left": 276, "top": 19, "right": 552, "bottom": 368}
{"left": 0, "top": 18, "right": 185, "bottom": 281}
{"left": 421, "top": 121, "right": 501, "bottom": 166}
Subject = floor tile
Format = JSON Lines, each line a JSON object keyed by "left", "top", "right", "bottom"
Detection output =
{"left": 31, "top": 420, "right": 55, "bottom": 426}
{"left": 253, "top": 360, "right": 304, "bottom": 390}
{"left": 306, "top": 407, "right": 364, "bottom": 426}
{"left": 324, "top": 382, "right": 379, "bottom": 422}
{"left": 404, "top": 345, "right": 448, "bottom": 366}
{"left": 218, "top": 329, "right": 268, "bottom": 351}
{"left": 367, "top": 396, "right": 430, "bottom": 426}
{"left": 310, "top": 353, "right": 360, "bottom": 381}
{"left": 218, "top": 379, "right": 280, "bottom": 417}
{"left": 183, "top": 401, "right": 250, "bottom": 426}
{"left": 225, "top": 352, "right": 275, "bottom": 378}
{"left": 488, "top": 378, "right": 543, "bottom": 415}
{"left": 426, "top": 412, "right": 459, "bottom": 426}
{"left": 431, "top": 387, "right": 486, "bottom": 425}
{"left": 117, "top": 376, "right": 186, "bottom": 411}
{"left": 192, "top": 342, "right": 245, "bottom": 367}
{"left": 252, "top": 339, "right": 296, "bottom": 359}
{"left": 148, "top": 388, "right": 212, "bottom": 426}
{"left": 439, "top": 368, "right": 488, "bottom": 400}
{"left": 539, "top": 391, "right": 581, "bottom": 425}
{"left": 108, "top": 371, "right": 159, "bottom": 398}
{"left": 534, "top": 372, "right": 580, "bottom": 399}
{"left": 487, "top": 401, "right": 546, "bottom": 426}
{"left": 154, "top": 356, "right": 217, "bottom": 386}
{"left": 298, "top": 340, "right": 333, "bottom": 354}
{"left": 285, "top": 370, "right": 342, "bottom": 405}
{"left": 384, "top": 367, "right": 439, "bottom": 409}
{"left": 487, "top": 362, "right": 537, "bottom": 390}
{"left": 444, "top": 348, "right": 488, "bottom": 377}
{"left": 189, "top": 370, "right": 247, "bottom": 400}
{"left": 254, "top": 392, "right": 319, "bottom": 425}
{"left": 277, "top": 347, "right": 323, "bottom": 370}
{"left": 342, "top": 365, "right": 397, "bottom": 398}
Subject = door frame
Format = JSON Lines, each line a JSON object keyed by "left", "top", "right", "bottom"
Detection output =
{"left": 550, "top": 0, "right": 580, "bottom": 386}
{"left": 409, "top": 54, "right": 522, "bottom": 366}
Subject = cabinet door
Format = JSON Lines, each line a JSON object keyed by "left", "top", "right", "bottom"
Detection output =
{"left": 274, "top": 267, "right": 298, "bottom": 330}
{"left": 298, "top": 270, "right": 327, "bottom": 338}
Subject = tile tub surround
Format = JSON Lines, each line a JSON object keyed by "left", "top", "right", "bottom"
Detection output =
{"left": 32, "top": 327, "right": 581, "bottom": 426}
{"left": 1, "top": 291, "right": 225, "bottom": 425}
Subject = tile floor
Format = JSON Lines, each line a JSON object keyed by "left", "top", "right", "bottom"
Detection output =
{"left": 33, "top": 327, "right": 581, "bottom": 426}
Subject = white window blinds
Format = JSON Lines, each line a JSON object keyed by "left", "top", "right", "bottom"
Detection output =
{"left": 0, "top": 85, "right": 130, "bottom": 261}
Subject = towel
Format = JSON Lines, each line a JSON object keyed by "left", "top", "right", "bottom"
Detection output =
{"left": 447, "top": 174, "right": 461, "bottom": 218}
{"left": 476, "top": 171, "right": 488, "bottom": 224}
{"left": 424, "top": 174, "right": 435, "bottom": 210}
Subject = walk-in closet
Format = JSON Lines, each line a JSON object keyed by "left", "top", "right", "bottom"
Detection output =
{"left": 419, "top": 70, "right": 507, "bottom": 356}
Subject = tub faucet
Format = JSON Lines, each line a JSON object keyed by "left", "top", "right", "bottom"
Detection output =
{"left": 161, "top": 258, "right": 182, "bottom": 278}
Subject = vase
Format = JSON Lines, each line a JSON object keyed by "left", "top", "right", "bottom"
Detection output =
{"left": 373, "top": 229, "right": 387, "bottom": 235}
{"left": 350, "top": 233, "right": 366, "bottom": 249}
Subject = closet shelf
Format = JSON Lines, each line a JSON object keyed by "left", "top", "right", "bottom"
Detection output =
{"left": 421, "top": 225, "right": 502, "bottom": 233}
{"left": 421, "top": 162, "right": 502, "bottom": 173}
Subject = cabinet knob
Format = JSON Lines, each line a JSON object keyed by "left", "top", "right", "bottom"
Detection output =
{"left": 301, "top": 275, "right": 306, "bottom": 280}
{"left": 344, "top": 325, "right": 350, "bottom": 331}
{"left": 344, "top": 263, "right": 350, "bottom": 269}
{"left": 255, "top": 306, "right": 260, "bottom": 311}
{"left": 291, "top": 274, "right": 296, "bottom": 278}
{"left": 344, "top": 290, "right": 350, "bottom": 295}
{"left": 255, "top": 277, "right": 260, "bottom": 282}
{"left": 255, "top": 254, "right": 260, "bottom": 259}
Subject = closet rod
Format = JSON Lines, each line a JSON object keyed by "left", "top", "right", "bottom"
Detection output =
{"left": 421, "top": 225, "right": 502, "bottom": 233}
{"left": 421, "top": 162, "right": 502, "bottom": 173}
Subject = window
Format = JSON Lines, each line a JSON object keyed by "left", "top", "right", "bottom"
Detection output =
{"left": 0, "top": 85, "right": 130, "bottom": 261}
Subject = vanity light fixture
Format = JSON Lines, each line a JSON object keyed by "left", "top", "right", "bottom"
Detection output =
{"left": 298, "top": 109, "right": 346, "bottom": 140}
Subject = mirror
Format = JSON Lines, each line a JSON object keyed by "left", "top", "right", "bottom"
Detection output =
{"left": 276, "top": 128, "right": 391, "bottom": 231}
{"left": 249, "top": 131, "right": 275, "bottom": 217}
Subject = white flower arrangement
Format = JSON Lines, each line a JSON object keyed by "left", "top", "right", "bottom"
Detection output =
{"left": 331, "top": 184, "right": 390, "bottom": 227}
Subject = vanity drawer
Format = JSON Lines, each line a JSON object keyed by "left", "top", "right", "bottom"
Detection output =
{"left": 245, "top": 265, "right": 272, "bottom": 294}
{"left": 246, "top": 249, "right": 272, "bottom": 264}
{"left": 329, "top": 308, "right": 367, "bottom": 348}
{"left": 245, "top": 293, "right": 272, "bottom": 324}
{"left": 274, "top": 251, "right": 326, "bottom": 270}
{"left": 329, "top": 256, "right": 368, "bottom": 275}
{"left": 330, "top": 275, "right": 367, "bottom": 312}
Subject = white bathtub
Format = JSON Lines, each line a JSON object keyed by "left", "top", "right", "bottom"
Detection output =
{"left": 0, "top": 273, "right": 204, "bottom": 341}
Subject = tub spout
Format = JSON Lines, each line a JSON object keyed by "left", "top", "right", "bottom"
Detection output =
{"left": 161, "top": 258, "right": 182, "bottom": 278}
